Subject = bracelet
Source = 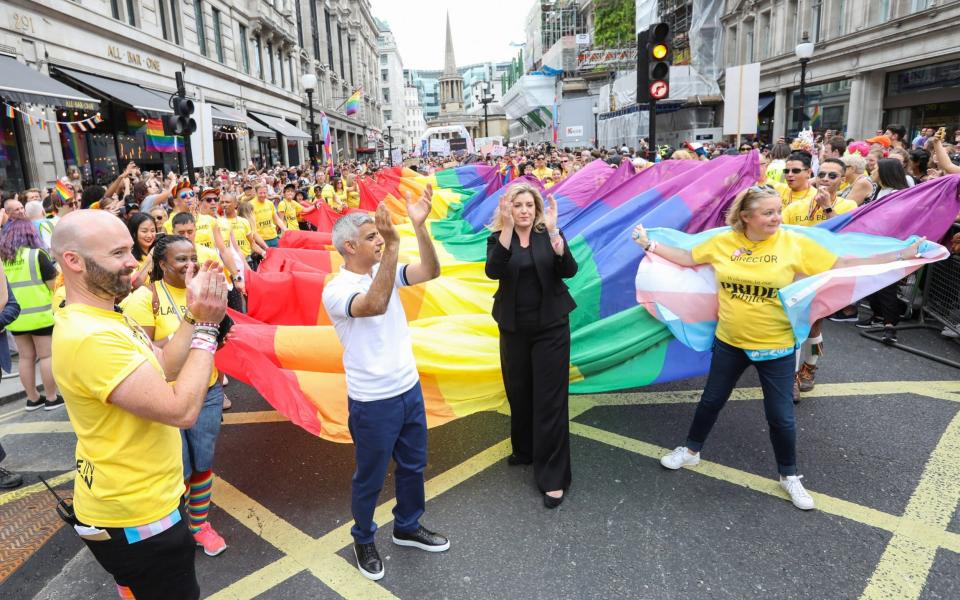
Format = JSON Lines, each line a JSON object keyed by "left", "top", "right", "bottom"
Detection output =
{"left": 194, "top": 321, "right": 220, "bottom": 330}
{"left": 184, "top": 310, "right": 197, "bottom": 325}
{"left": 644, "top": 240, "right": 658, "bottom": 253}
{"left": 548, "top": 229, "right": 561, "bottom": 239}
{"left": 190, "top": 337, "right": 217, "bottom": 354}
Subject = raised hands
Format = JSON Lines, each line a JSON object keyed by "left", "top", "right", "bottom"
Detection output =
{"left": 185, "top": 260, "right": 228, "bottom": 324}
{"left": 498, "top": 195, "right": 514, "bottom": 230}
{"left": 375, "top": 202, "right": 399, "bottom": 246}
{"left": 406, "top": 183, "right": 433, "bottom": 228}
{"left": 544, "top": 194, "right": 559, "bottom": 232}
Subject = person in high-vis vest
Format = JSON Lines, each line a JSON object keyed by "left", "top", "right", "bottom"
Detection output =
{"left": 0, "top": 218, "right": 62, "bottom": 411}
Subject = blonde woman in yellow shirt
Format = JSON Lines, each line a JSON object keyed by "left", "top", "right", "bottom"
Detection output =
{"left": 633, "top": 186, "right": 921, "bottom": 511}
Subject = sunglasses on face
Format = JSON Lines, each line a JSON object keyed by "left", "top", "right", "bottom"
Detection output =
{"left": 179, "top": 191, "right": 195, "bottom": 199}
{"left": 203, "top": 198, "right": 218, "bottom": 203}
{"left": 782, "top": 168, "right": 807, "bottom": 175}
{"left": 817, "top": 172, "right": 841, "bottom": 180}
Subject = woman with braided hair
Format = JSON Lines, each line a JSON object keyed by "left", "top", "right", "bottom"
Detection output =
{"left": 120, "top": 234, "right": 229, "bottom": 557}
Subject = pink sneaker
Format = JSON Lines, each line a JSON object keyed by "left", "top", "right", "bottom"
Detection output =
{"left": 193, "top": 522, "right": 227, "bottom": 556}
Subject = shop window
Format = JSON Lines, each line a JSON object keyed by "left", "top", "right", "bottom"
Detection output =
{"left": 0, "top": 110, "right": 27, "bottom": 193}
{"left": 169, "top": 0, "right": 181, "bottom": 45}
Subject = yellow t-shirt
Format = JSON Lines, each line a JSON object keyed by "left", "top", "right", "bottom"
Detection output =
{"left": 120, "top": 281, "right": 219, "bottom": 387}
{"left": 691, "top": 229, "right": 838, "bottom": 349}
{"left": 782, "top": 196, "right": 857, "bottom": 227}
{"left": 532, "top": 167, "right": 553, "bottom": 181}
{"left": 251, "top": 199, "right": 278, "bottom": 241}
{"left": 277, "top": 199, "right": 302, "bottom": 231}
{"left": 346, "top": 189, "right": 360, "bottom": 209}
{"left": 53, "top": 303, "right": 183, "bottom": 527}
{"left": 774, "top": 183, "right": 817, "bottom": 208}
{"left": 162, "top": 211, "right": 180, "bottom": 235}
{"left": 219, "top": 216, "right": 253, "bottom": 257}
{"left": 194, "top": 214, "right": 220, "bottom": 250}
{"left": 320, "top": 184, "right": 335, "bottom": 204}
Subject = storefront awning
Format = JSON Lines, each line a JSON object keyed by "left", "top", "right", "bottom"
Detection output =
{"left": 53, "top": 67, "right": 172, "bottom": 115}
{"left": 0, "top": 56, "right": 98, "bottom": 110}
{"left": 758, "top": 95, "right": 775, "bottom": 114}
{"left": 210, "top": 105, "right": 246, "bottom": 127}
{"left": 245, "top": 116, "right": 273, "bottom": 136}
{"left": 248, "top": 112, "right": 310, "bottom": 140}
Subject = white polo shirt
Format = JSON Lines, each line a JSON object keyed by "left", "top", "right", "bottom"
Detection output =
{"left": 322, "top": 263, "right": 420, "bottom": 401}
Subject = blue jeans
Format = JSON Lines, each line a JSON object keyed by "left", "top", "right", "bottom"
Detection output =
{"left": 686, "top": 339, "right": 798, "bottom": 476}
{"left": 181, "top": 383, "right": 224, "bottom": 478}
{"left": 347, "top": 381, "right": 427, "bottom": 544}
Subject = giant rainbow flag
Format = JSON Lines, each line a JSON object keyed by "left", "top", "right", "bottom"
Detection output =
{"left": 215, "top": 156, "right": 960, "bottom": 442}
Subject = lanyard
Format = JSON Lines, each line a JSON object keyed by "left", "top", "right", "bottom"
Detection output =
{"left": 159, "top": 281, "right": 184, "bottom": 322}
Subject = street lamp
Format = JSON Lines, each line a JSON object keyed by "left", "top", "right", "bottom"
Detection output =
{"left": 794, "top": 32, "right": 815, "bottom": 132}
{"left": 592, "top": 105, "right": 599, "bottom": 149}
{"left": 479, "top": 81, "right": 495, "bottom": 138}
{"left": 300, "top": 73, "right": 318, "bottom": 168}
{"left": 385, "top": 119, "right": 393, "bottom": 166}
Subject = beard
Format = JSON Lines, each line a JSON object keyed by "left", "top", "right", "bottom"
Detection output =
{"left": 81, "top": 254, "right": 133, "bottom": 299}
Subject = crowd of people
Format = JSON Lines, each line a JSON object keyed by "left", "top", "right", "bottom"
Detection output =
{"left": 0, "top": 121, "right": 957, "bottom": 596}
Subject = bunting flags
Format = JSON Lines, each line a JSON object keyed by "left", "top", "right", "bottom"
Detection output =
{"left": 145, "top": 117, "right": 181, "bottom": 153}
{"left": 2, "top": 101, "right": 102, "bottom": 132}
{"left": 344, "top": 89, "right": 362, "bottom": 117}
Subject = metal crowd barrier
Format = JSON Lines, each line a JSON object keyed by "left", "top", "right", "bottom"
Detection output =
{"left": 859, "top": 255, "right": 960, "bottom": 369}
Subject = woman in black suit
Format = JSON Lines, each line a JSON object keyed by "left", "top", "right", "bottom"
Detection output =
{"left": 485, "top": 182, "right": 578, "bottom": 508}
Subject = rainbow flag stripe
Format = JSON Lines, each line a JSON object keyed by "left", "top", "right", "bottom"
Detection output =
{"left": 55, "top": 180, "right": 71, "bottom": 201}
{"left": 145, "top": 117, "right": 180, "bottom": 153}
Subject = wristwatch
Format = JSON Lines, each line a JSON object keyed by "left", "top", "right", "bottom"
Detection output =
{"left": 184, "top": 310, "right": 197, "bottom": 325}
{"left": 234, "top": 275, "right": 244, "bottom": 282}
{"left": 823, "top": 206, "right": 834, "bottom": 213}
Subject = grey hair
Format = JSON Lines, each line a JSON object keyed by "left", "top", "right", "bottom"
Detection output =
{"left": 332, "top": 212, "right": 375, "bottom": 255}
{"left": 24, "top": 200, "right": 45, "bottom": 220}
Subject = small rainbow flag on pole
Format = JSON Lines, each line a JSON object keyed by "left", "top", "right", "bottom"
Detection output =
{"left": 55, "top": 178, "right": 71, "bottom": 201}
{"left": 810, "top": 105, "right": 822, "bottom": 129}
{"left": 344, "top": 89, "right": 361, "bottom": 117}
{"left": 145, "top": 117, "right": 181, "bottom": 153}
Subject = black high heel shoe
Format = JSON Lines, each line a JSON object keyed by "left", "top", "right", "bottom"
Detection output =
{"left": 543, "top": 492, "right": 564, "bottom": 509}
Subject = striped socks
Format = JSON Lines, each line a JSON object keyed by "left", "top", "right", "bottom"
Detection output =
{"left": 187, "top": 470, "right": 214, "bottom": 534}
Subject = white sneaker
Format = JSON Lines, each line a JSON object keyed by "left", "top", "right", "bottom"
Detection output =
{"left": 780, "top": 475, "right": 816, "bottom": 510}
{"left": 660, "top": 446, "right": 700, "bottom": 470}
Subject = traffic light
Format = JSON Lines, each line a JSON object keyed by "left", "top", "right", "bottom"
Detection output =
{"left": 647, "top": 23, "right": 671, "bottom": 101}
{"left": 165, "top": 95, "right": 196, "bottom": 136}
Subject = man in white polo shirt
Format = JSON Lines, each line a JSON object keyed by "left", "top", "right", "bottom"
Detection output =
{"left": 322, "top": 185, "right": 445, "bottom": 581}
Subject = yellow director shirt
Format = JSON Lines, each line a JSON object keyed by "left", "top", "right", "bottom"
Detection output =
{"left": 774, "top": 182, "right": 818, "bottom": 208}
{"left": 53, "top": 303, "right": 183, "bottom": 527}
{"left": 219, "top": 216, "right": 253, "bottom": 257}
{"left": 277, "top": 199, "right": 302, "bottom": 231}
{"left": 691, "top": 229, "right": 838, "bottom": 349}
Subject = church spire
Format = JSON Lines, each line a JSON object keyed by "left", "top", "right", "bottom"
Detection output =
{"left": 443, "top": 12, "right": 457, "bottom": 76}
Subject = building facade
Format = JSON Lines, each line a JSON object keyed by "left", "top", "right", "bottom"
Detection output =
{"left": 295, "top": 0, "right": 382, "bottom": 162}
{"left": 721, "top": 0, "right": 960, "bottom": 141}
{"left": 376, "top": 18, "right": 410, "bottom": 151}
{"left": 404, "top": 84, "right": 426, "bottom": 150}
{"left": 0, "top": 0, "right": 384, "bottom": 191}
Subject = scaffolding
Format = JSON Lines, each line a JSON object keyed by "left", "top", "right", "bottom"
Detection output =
{"left": 658, "top": 0, "right": 693, "bottom": 65}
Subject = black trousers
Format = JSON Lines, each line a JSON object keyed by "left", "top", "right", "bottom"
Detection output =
{"left": 81, "top": 507, "right": 199, "bottom": 600}
{"left": 499, "top": 316, "right": 572, "bottom": 493}
{"left": 868, "top": 282, "right": 902, "bottom": 326}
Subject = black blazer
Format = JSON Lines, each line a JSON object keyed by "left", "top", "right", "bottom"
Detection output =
{"left": 485, "top": 228, "right": 578, "bottom": 332}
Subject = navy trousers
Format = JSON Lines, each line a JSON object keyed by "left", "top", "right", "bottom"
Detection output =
{"left": 347, "top": 381, "right": 427, "bottom": 544}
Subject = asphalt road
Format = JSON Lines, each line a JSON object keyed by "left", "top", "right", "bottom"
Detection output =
{"left": 2, "top": 319, "right": 959, "bottom": 599}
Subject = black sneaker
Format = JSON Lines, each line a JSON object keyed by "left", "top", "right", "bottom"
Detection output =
{"left": 828, "top": 309, "right": 859, "bottom": 323}
{"left": 0, "top": 466, "right": 23, "bottom": 489}
{"left": 392, "top": 525, "right": 450, "bottom": 552}
{"left": 353, "top": 542, "right": 384, "bottom": 581}
{"left": 44, "top": 395, "right": 65, "bottom": 411}
{"left": 24, "top": 398, "right": 44, "bottom": 412}
{"left": 855, "top": 316, "right": 883, "bottom": 329}
{"left": 882, "top": 327, "right": 898, "bottom": 345}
